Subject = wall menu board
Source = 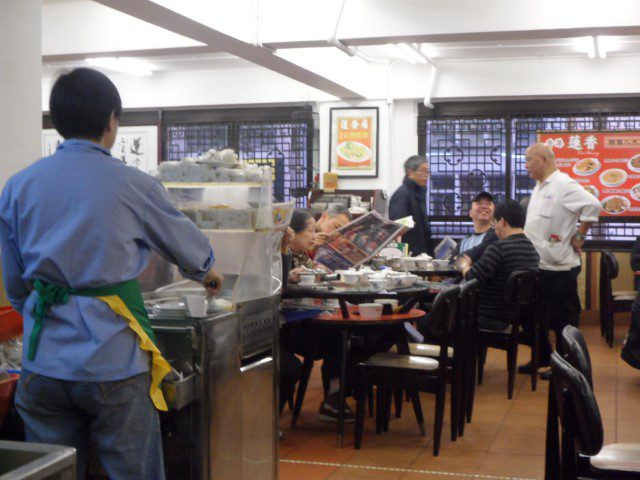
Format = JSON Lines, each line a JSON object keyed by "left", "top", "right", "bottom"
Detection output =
{"left": 538, "top": 131, "right": 640, "bottom": 217}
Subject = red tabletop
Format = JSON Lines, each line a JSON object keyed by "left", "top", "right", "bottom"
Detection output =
{"left": 312, "top": 307, "right": 426, "bottom": 326}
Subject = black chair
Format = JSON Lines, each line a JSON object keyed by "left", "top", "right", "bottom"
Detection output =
{"left": 600, "top": 250, "right": 635, "bottom": 348}
{"left": 354, "top": 285, "right": 460, "bottom": 456}
{"left": 389, "top": 279, "right": 480, "bottom": 439}
{"left": 547, "top": 351, "right": 640, "bottom": 480}
{"left": 477, "top": 269, "right": 540, "bottom": 399}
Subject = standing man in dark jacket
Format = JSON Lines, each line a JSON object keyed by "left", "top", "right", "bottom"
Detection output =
{"left": 389, "top": 155, "right": 433, "bottom": 255}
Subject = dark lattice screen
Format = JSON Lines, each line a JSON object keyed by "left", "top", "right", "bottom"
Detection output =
{"left": 426, "top": 119, "right": 506, "bottom": 216}
{"left": 239, "top": 123, "right": 309, "bottom": 207}
{"left": 165, "top": 123, "right": 229, "bottom": 161}
{"left": 421, "top": 110, "right": 640, "bottom": 242}
{"left": 164, "top": 120, "right": 311, "bottom": 207}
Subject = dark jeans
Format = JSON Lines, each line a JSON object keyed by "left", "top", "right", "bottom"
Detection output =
{"left": 280, "top": 322, "right": 343, "bottom": 393}
{"left": 623, "top": 293, "right": 640, "bottom": 354}
{"left": 15, "top": 370, "right": 164, "bottom": 480}
{"left": 528, "top": 267, "right": 581, "bottom": 363}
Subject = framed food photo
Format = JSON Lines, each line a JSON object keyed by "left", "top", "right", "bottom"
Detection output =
{"left": 329, "top": 107, "right": 379, "bottom": 178}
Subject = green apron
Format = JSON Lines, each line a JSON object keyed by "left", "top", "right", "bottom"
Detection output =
{"left": 29, "top": 279, "right": 171, "bottom": 411}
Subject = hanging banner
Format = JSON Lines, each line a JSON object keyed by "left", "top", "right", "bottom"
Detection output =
{"left": 538, "top": 131, "right": 640, "bottom": 217}
{"left": 329, "top": 107, "right": 379, "bottom": 178}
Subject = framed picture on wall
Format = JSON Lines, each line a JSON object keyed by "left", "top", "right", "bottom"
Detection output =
{"left": 41, "top": 126, "right": 159, "bottom": 174}
{"left": 329, "top": 106, "right": 379, "bottom": 178}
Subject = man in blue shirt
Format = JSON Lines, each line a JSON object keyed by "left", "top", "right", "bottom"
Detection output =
{"left": 453, "top": 191, "right": 498, "bottom": 265}
{"left": 0, "top": 68, "right": 223, "bottom": 480}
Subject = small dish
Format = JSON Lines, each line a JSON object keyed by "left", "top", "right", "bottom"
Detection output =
{"left": 358, "top": 303, "right": 383, "bottom": 319}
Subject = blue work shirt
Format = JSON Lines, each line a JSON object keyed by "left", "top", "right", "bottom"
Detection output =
{"left": 0, "top": 139, "right": 215, "bottom": 381}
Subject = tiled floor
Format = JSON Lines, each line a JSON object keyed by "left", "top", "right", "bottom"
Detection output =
{"left": 278, "top": 314, "right": 640, "bottom": 479}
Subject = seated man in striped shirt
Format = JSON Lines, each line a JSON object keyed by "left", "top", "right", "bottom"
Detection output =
{"left": 460, "top": 200, "right": 539, "bottom": 331}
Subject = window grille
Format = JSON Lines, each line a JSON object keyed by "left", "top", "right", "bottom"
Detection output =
{"left": 419, "top": 107, "right": 640, "bottom": 243}
{"left": 164, "top": 119, "right": 312, "bottom": 207}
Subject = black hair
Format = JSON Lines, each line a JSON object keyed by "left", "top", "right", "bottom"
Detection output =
{"left": 290, "top": 209, "right": 313, "bottom": 233}
{"left": 326, "top": 204, "right": 352, "bottom": 221}
{"left": 494, "top": 199, "right": 526, "bottom": 229}
{"left": 49, "top": 68, "right": 122, "bottom": 140}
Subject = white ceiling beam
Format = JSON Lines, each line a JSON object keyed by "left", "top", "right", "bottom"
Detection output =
{"left": 92, "top": 0, "right": 365, "bottom": 99}
{"left": 266, "top": 26, "right": 640, "bottom": 50}
{"left": 43, "top": 46, "right": 218, "bottom": 64}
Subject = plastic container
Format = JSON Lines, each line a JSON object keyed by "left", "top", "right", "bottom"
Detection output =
{"left": 0, "top": 308, "right": 22, "bottom": 343}
{"left": 0, "top": 374, "right": 18, "bottom": 430}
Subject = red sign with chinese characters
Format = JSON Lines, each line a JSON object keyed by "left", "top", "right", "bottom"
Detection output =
{"left": 335, "top": 116, "right": 374, "bottom": 169}
{"left": 538, "top": 132, "right": 640, "bottom": 217}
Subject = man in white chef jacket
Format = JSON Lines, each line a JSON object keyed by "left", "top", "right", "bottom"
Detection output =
{"left": 521, "top": 142, "right": 601, "bottom": 379}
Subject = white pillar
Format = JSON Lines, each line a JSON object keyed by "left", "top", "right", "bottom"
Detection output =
{"left": 0, "top": 0, "right": 41, "bottom": 189}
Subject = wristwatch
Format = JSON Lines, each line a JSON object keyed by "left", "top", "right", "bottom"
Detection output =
{"left": 574, "top": 232, "right": 586, "bottom": 241}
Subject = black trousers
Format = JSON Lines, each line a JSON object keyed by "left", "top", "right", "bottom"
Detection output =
{"left": 531, "top": 266, "right": 582, "bottom": 363}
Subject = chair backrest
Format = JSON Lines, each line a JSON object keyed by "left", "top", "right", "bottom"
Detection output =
{"left": 550, "top": 352, "right": 604, "bottom": 457}
{"left": 428, "top": 285, "right": 461, "bottom": 364}
{"left": 560, "top": 325, "right": 593, "bottom": 388}
{"left": 503, "top": 269, "right": 538, "bottom": 306}
{"left": 601, "top": 249, "right": 619, "bottom": 280}
{"left": 599, "top": 250, "right": 617, "bottom": 314}
{"left": 458, "top": 279, "right": 479, "bottom": 355}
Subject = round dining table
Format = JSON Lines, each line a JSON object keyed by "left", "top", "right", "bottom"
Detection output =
{"left": 312, "top": 307, "right": 426, "bottom": 447}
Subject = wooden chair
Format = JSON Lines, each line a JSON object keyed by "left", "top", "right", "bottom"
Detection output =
{"left": 546, "top": 350, "right": 640, "bottom": 480}
{"left": 600, "top": 250, "right": 635, "bottom": 348}
{"left": 354, "top": 285, "right": 460, "bottom": 456}
{"left": 388, "top": 279, "right": 479, "bottom": 439}
{"left": 477, "top": 269, "right": 540, "bottom": 399}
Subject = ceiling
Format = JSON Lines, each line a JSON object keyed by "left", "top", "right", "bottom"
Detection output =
{"left": 41, "top": 0, "right": 640, "bottom": 99}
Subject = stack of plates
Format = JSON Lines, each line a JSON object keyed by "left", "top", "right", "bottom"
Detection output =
{"left": 151, "top": 300, "right": 187, "bottom": 318}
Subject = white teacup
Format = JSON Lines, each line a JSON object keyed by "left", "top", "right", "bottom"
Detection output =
{"left": 299, "top": 274, "right": 316, "bottom": 285}
{"left": 358, "top": 303, "right": 383, "bottom": 319}
{"left": 342, "top": 271, "right": 361, "bottom": 284}
{"left": 368, "top": 278, "right": 388, "bottom": 290}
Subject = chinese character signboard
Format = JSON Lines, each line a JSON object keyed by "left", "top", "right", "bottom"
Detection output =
{"left": 538, "top": 131, "right": 640, "bottom": 217}
{"left": 329, "top": 107, "right": 379, "bottom": 178}
{"left": 42, "top": 125, "right": 159, "bottom": 174}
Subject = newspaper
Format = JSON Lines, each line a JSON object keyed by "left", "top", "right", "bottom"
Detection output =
{"left": 314, "top": 211, "right": 413, "bottom": 271}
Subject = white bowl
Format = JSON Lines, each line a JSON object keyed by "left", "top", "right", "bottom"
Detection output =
{"left": 414, "top": 259, "right": 431, "bottom": 269}
{"left": 342, "top": 271, "right": 362, "bottom": 284}
{"left": 358, "top": 303, "right": 383, "bottom": 319}
{"left": 299, "top": 274, "right": 316, "bottom": 285}
{"left": 432, "top": 260, "right": 450, "bottom": 269}
{"left": 369, "top": 278, "right": 388, "bottom": 290}
{"left": 401, "top": 257, "right": 416, "bottom": 269}
{"left": 572, "top": 158, "right": 601, "bottom": 176}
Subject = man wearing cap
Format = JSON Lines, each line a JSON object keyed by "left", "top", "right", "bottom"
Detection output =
{"left": 454, "top": 192, "right": 498, "bottom": 267}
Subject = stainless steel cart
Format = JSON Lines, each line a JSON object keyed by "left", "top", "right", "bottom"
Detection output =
{"left": 145, "top": 283, "right": 279, "bottom": 480}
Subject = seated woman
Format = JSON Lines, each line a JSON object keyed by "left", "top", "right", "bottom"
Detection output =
{"left": 280, "top": 209, "right": 354, "bottom": 422}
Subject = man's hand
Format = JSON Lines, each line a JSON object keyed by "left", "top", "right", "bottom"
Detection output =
{"left": 202, "top": 268, "right": 224, "bottom": 296}
{"left": 570, "top": 235, "right": 585, "bottom": 254}
{"left": 455, "top": 254, "right": 473, "bottom": 273}
{"left": 288, "top": 267, "right": 307, "bottom": 284}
